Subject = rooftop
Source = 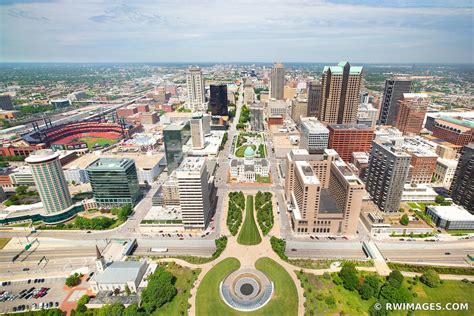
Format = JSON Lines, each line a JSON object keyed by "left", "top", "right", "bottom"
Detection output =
{"left": 323, "top": 62, "right": 363, "bottom": 75}
{"left": 92, "top": 261, "right": 146, "bottom": 284}
{"left": 295, "top": 161, "right": 319, "bottom": 185}
{"left": 329, "top": 123, "right": 373, "bottom": 131}
{"left": 87, "top": 157, "right": 134, "bottom": 170}
{"left": 300, "top": 117, "right": 329, "bottom": 133}
{"left": 177, "top": 157, "right": 205, "bottom": 172}
{"left": 436, "top": 116, "right": 474, "bottom": 129}
{"left": 25, "top": 149, "right": 59, "bottom": 164}
{"left": 428, "top": 205, "right": 474, "bottom": 222}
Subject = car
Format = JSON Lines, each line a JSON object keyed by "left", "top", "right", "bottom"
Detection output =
{"left": 88, "top": 272, "right": 94, "bottom": 277}
{"left": 49, "top": 302, "right": 53, "bottom": 308}
{"left": 179, "top": 237, "right": 184, "bottom": 240}
{"left": 54, "top": 302, "right": 59, "bottom": 307}
{"left": 445, "top": 252, "right": 451, "bottom": 255}
{"left": 342, "top": 236, "right": 348, "bottom": 240}
{"left": 86, "top": 231, "right": 91, "bottom": 234}
{"left": 27, "top": 279, "right": 32, "bottom": 284}
{"left": 315, "top": 236, "right": 319, "bottom": 240}
{"left": 310, "top": 236, "right": 314, "bottom": 239}
{"left": 12, "top": 307, "right": 17, "bottom": 312}
{"left": 291, "top": 248, "right": 297, "bottom": 251}
{"left": 34, "top": 279, "right": 38, "bottom": 284}
{"left": 23, "top": 268, "right": 30, "bottom": 271}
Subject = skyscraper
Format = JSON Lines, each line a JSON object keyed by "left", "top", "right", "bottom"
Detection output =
{"left": 163, "top": 122, "right": 191, "bottom": 172}
{"left": 87, "top": 157, "right": 140, "bottom": 208}
{"left": 175, "top": 157, "right": 211, "bottom": 229}
{"left": 320, "top": 62, "right": 363, "bottom": 125}
{"left": 0, "top": 95, "right": 14, "bottom": 111}
{"left": 190, "top": 113, "right": 206, "bottom": 149}
{"left": 25, "top": 149, "right": 72, "bottom": 213}
{"left": 450, "top": 143, "right": 474, "bottom": 213}
{"left": 365, "top": 140, "right": 412, "bottom": 213}
{"left": 299, "top": 117, "right": 329, "bottom": 154}
{"left": 209, "top": 84, "right": 228, "bottom": 116}
{"left": 379, "top": 79, "right": 412, "bottom": 126}
{"left": 395, "top": 93, "right": 428, "bottom": 135}
{"left": 285, "top": 149, "right": 364, "bottom": 235}
{"left": 291, "top": 98, "right": 308, "bottom": 124}
{"left": 186, "top": 66, "right": 205, "bottom": 110}
{"left": 328, "top": 124, "right": 374, "bottom": 162}
{"left": 270, "top": 63, "right": 285, "bottom": 100}
{"left": 250, "top": 104, "right": 264, "bottom": 131}
{"left": 307, "top": 81, "right": 322, "bottom": 117}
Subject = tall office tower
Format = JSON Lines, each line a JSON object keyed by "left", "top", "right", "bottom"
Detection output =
{"left": 0, "top": 95, "right": 14, "bottom": 111}
{"left": 202, "top": 113, "right": 211, "bottom": 135}
{"left": 291, "top": 98, "right": 308, "bottom": 124}
{"left": 299, "top": 117, "right": 329, "bottom": 154}
{"left": 365, "top": 140, "right": 412, "bottom": 213}
{"left": 307, "top": 81, "right": 322, "bottom": 117}
{"left": 328, "top": 124, "right": 374, "bottom": 162}
{"left": 379, "top": 79, "right": 412, "bottom": 126}
{"left": 450, "top": 143, "right": 474, "bottom": 213}
{"left": 190, "top": 113, "right": 206, "bottom": 149}
{"left": 395, "top": 93, "right": 428, "bottom": 135}
{"left": 163, "top": 122, "right": 191, "bottom": 172}
{"left": 270, "top": 63, "right": 285, "bottom": 100}
{"left": 243, "top": 79, "right": 255, "bottom": 104}
{"left": 87, "top": 158, "right": 140, "bottom": 208}
{"left": 357, "top": 103, "right": 378, "bottom": 128}
{"left": 250, "top": 104, "right": 264, "bottom": 131}
{"left": 25, "top": 149, "right": 72, "bottom": 213}
{"left": 186, "top": 66, "right": 205, "bottom": 110}
{"left": 285, "top": 149, "right": 364, "bottom": 234}
{"left": 209, "top": 84, "right": 229, "bottom": 116}
{"left": 319, "top": 62, "right": 363, "bottom": 125}
{"left": 176, "top": 157, "right": 211, "bottom": 229}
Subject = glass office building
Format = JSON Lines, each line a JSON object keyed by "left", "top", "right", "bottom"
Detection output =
{"left": 163, "top": 121, "right": 191, "bottom": 172}
{"left": 87, "top": 157, "right": 140, "bottom": 208}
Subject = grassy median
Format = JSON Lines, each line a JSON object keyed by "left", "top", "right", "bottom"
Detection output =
{"left": 237, "top": 195, "right": 262, "bottom": 245}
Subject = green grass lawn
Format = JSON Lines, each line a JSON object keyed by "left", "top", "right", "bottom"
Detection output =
{"left": 237, "top": 195, "right": 262, "bottom": 245}
{"left": 0, "top": 238, "right": 11, "bottom": 250}
{"left": 79, "top": 136, "right": 118, "bottom": 149}
{"left": 195, "top": 257, "right": 298, "bottom": 316}
{"left": 256, "top": 175, "right": 271, "bottom": 183}
{"left": 154, "top": 262, "right": 201, "bottom": 316}
{"left": 411, "top": 280, "right": 474, "bottom": 316}
{"left": 235, "top": 144, "right": 256, "bottom": 157}
{"left": 299, "top": 270, "right": 474, "bottom": 316}
{"left": 196, "top": 258, "right": 241, "bottom": 316}
{"left": 299, "top": 272, "right": 375, "bottom": 315}
{"left": 255, "top": 257, "right": 298, "bottom": 316}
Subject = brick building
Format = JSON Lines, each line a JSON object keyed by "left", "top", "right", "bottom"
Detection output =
{"left": 328, "top": 124, "right": 374, "bottom": 162}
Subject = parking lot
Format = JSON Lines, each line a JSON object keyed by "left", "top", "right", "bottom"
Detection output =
{"left": 0, "top": 277, "right": 68, "bottom": 314}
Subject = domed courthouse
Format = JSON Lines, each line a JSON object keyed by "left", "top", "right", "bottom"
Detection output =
{"left": 229, "top": 146, "right": 269, "bottom": 183}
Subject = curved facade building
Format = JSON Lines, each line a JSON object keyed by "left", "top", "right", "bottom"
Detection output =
{"left": 25, "top": 149, "right": 72, "bottom": 213}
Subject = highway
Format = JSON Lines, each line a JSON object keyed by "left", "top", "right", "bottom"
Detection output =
{"left": 286, "top": 240, "right": 367, "bottom": 260}
{"left": 376, "top": 241, "right": 473, "bottom": 265}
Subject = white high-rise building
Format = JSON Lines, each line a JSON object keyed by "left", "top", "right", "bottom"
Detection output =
{"left": 190, "top": 113, "right": 206, "bottom": 149}
{"left": 186, "top": 66, "right": 205, "bottom": 110}
{"left": 176, "top": 157, "right": 211, "bottom": 229}
{"left": 357, "top": 102, "right": 378, "bottom": 128}
{"left": 299, "top": 117, "right": 329, "bottom": 154}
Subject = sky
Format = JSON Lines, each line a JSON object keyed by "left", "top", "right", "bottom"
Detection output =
{"left": 0, "top": 0, "right": 473, "bottom": 63}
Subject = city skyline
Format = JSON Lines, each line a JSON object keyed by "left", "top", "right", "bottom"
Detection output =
{"left": 1, "top": 0, "right": 473, "bottom": 63}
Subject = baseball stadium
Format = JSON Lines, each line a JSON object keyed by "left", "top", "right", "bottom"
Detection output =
{"left": 23, "top": 119, "right": 138, "bottom": 150}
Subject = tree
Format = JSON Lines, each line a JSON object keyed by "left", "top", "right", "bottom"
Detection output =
{"left": 76, "top": 295, "right": 90, "bottom": 312}
{"left": 387, "top": 270, "right": 404, "bottom": 289}
{"left": 359, "top": 275, "right": 380, "bottom": 299}
{"left": 380, "top": 284, "right": 412, "bottom": 303}
{"left": 338, "top": 262, "right": 359, "bottom": 291}
{"left": 435, "top": 195, "right": 445, "bottom": 204}
{"left": 400, "top": 214, "right": 409, "bottom": 226}
{"left": 15, "top": 185, "right": 28, "bottom": 195}
{"left": 141, "top": 268, "right": 177, "bottom": 314}
{"left": 420, "top": 269, "right": 441, "bottom": 288}
{"left": 123, "top": 303, "right": 144, "bottom": 316}
{"left": 65, "top": 273, "right": 82, "bottom": 287}
{"left": 360, "top": 282, "right": 375, "bottom": 300}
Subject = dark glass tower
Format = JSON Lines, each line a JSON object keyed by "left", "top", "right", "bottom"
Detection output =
{"left": 163, "top": 121, "right": 191, "bottom": 172}
{"left": 379, "top": 79, "right": 412, "bottom": 126}
{"left": 450, "top": 143, "right": 474, "bottom": 214}
{"left": 209, "top": 84, "right": 228, "bottom": 116}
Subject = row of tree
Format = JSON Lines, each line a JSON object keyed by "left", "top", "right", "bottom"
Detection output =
{"left": 227, "top": 191, "right": 245, "bottom": 235}
{"left": 255, "top": 191, "right": 273, "bottom": 235}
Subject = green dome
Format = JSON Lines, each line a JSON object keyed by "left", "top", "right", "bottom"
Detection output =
{"left": 244, "top": 146, "right": 255, "bottom": 157}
